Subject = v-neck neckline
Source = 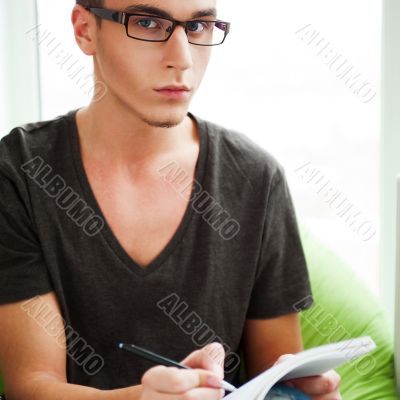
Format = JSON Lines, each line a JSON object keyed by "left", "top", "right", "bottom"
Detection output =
{"left": 65, "top": 108, "right": 209, "bottom": 277}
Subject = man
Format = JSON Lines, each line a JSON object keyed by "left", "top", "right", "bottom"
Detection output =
{"left": 0, "top": 0, "right": 341, "bottom": 398}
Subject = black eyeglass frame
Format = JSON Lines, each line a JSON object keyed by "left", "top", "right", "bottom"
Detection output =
{"left": 83, "top": 6, "right": 231, "bottom": 46}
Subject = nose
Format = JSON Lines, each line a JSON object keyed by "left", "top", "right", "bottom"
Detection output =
{"left": 162, "top": 24, "right": 193, "bottom": 71}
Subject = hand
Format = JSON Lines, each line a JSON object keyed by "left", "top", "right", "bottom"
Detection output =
{"left": 275, "top": 354, "right": 342, "bottom": 400}
{"left": 140, "top": 342, "right": 226, "bottom": 400}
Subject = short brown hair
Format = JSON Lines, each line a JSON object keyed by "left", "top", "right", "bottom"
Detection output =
{"left": 76, "top": 0, "right": 105, "bottom": 27}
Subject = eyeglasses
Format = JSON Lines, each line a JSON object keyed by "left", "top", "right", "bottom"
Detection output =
{"left": 83, "top": 6, "right": 231, "bottom": 46}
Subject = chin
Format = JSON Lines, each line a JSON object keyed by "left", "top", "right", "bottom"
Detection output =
{"left": 142, "top": 107, "right": 188, "bottom": 129}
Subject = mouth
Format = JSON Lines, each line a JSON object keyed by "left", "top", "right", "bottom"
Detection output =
{"left": 156, "top": 85, "right": 191, "bottom": 91}
{"left": 154, "top": 86, "right": 191, "bottom": 100}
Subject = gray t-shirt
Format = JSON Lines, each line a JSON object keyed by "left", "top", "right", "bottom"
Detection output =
{"left": 0, "top": 108, "right": 313, "bottom": 389}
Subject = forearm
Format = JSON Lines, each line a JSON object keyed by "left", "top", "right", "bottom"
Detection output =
{"left": 7, "top": 374, "right": 143, "bottom": 400}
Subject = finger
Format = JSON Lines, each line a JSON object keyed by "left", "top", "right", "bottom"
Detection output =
{"left": 141, "top": 365, "right": 223, "bottom": 393}
{"left": 142, "top": 387, "right": 225, "bottom": 400}
{"left": 203, "top": 342, "right": 226, "bottom": 370}
{"left": 182, "top": 342, "right": 225, "bottom": 379}
{"left": 284, "top": 370, "right": 341, "bottom": 396}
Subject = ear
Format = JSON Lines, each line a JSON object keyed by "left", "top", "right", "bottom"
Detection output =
{"left": 71, "top": 4, "right": 96, "bottom": 56}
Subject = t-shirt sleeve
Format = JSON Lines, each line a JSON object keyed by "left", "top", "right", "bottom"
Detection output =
{"left": 0, "top": 170, "right": 53, "bottom": 305}
{"left": 246, "top": 166, "right": 314, "bottom": 319}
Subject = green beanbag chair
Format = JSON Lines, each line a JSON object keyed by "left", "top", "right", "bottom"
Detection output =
{"left": 299, "top": 225, "right": 398, "bottom": 399}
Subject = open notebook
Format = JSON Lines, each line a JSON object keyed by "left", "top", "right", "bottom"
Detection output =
{"left": 225, "top": 336, "right": 376, "bottom": 399}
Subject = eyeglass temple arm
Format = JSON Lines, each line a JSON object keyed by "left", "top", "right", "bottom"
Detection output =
{"left": 81, "top": 6, "right": 125, "bottom": 24}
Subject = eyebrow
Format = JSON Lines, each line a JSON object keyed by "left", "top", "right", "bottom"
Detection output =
{"left": 123, "top": 4, "right": 217, "bottom": 19}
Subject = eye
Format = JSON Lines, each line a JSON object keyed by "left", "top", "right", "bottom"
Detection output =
{"left": 138, "top": 18, "right": 157, "bottom": 28}
{"left": 186, "top": 21, "right": 211, "bottom": 33}
{"left": 131, "top": 17, "right": 162, "bottom": 30}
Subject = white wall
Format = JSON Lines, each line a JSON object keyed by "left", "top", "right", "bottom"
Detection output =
{"left": 381, "top": 0, "right": 400, "bottom": 322}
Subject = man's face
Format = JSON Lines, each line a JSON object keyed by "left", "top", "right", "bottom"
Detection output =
{"left": 91, "top": 0, "right": 216, "bottom": 128}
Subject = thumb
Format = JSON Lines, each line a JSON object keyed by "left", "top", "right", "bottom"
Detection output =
{"left": 182, "top": 342, "right": 225, "bottom": 379}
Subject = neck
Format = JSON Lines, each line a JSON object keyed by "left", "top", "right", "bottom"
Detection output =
{"left": 75, "top": 98, "right": 196, "bottom": 169}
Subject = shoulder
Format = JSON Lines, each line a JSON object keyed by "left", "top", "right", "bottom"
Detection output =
{"left": 199, "top": 115, "right": 286, "bottom": 190}
{"left": 1, "top": 110, "right": 71, "bottom": 152}
{"left": 0, "top": 110, "right": 75, "bottom": 178}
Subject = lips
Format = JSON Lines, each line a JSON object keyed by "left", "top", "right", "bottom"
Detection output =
{"left": 155, "top": 85, "right": 190, "bottom": 91}
{"left": 154, "top": 85, "right": 191, "bottom": 100}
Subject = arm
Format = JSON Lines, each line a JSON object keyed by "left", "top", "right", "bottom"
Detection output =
{"left": 0, "top": 292, "right": 142, "bottom": 400}
{"left": 242, "top": 313, "right": 341, "bottom": 399}
{"left": 242, "top": 313, "right": 303, "bottom": 378}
